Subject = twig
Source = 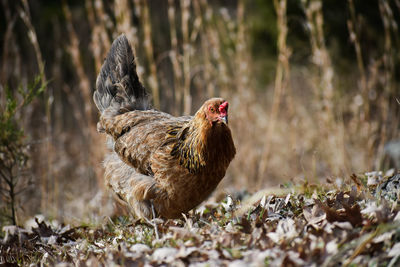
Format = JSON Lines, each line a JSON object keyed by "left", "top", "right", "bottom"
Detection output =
{"left": 347, "top": 0, "right": 369, "bottom": 119}
{"left": 258, "top": 0, "right": 291, "bottom": 182}
{"left": 344, "top": 222, "right": 400, "bottom": 266}
{"left": 141, "top": 0, "right": 160, "bottom": 109}
{"left": 168, "top": 0, "right": 183, "bottom": 114}
{"left": 150, "top": 201, "right": 160, "bottom": 240}
{"left": 181, "top": 0, "right": 192, "bottom": 115}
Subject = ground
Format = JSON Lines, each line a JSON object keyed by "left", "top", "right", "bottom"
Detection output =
{"left": 1, "top": 172, "right": 400, "bottom": 266}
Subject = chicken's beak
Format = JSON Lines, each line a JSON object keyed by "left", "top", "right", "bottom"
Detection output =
{"left": 220, "top": 115, "right": 228, "bottom": 124}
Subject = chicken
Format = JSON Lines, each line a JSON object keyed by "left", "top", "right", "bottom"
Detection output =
{"left": 93, "top": 34, "right": 236, "bottom": 219}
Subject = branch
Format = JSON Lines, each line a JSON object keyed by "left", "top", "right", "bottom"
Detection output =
{"left": 0, "top": 167, "right": 12, "bottom": 185}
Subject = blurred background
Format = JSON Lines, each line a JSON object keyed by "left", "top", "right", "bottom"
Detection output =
{"left": 0, "top": 0, "right": 399, "bottom": 225}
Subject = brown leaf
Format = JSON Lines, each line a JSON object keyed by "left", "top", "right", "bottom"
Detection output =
{"left": 343, "top": 204, "right": 363, "bottom": 227}
{"left": 321, "top": 204, "right": 348, "bottom": 224}
{"left": 321, "top": 200, "right": 363, "bottom": 227}
{"left": 238, "top": 217, "right": 252, "bottom": 234}
{"left": 32, "top": 218, "right": 55, "bottom": 238}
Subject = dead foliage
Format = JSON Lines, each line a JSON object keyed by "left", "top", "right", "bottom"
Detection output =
{"left": 1, "top": 173, "right": 400, "bottom": 266}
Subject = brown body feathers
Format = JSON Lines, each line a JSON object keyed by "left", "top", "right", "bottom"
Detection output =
{"left": 94, "top": 35, "right": 236, "bottom": 219}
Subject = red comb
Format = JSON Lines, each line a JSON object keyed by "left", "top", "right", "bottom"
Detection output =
{"left": 219, "top": 101, "right": 228, "bottom": 115}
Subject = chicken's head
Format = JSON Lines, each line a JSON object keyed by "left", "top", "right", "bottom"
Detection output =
{"left": 202, "top": 98, "right": 229, "bottom": 125}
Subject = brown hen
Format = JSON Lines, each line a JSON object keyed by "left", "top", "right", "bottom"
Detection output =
{"left": 93, "top": 35, "right": 236, "bottom": 219}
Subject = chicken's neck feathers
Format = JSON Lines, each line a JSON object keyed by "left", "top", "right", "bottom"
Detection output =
{"left": 171, "top": 111, "right": 235, "bottom": 174}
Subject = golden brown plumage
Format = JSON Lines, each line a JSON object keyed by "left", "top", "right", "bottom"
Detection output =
{"left": 93, "top": 35, "right": 236, "bottom": 219}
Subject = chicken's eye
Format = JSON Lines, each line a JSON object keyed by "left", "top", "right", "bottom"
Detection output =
{"left": 209, "top": 106, "right": 215, "bottom": 113}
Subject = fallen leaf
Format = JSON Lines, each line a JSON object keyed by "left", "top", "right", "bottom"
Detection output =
{"left": 152, "top": 247, "right": 178, "bottom": 263}
{"left": 388, "top": 243, "right": 400, "bottom": 257}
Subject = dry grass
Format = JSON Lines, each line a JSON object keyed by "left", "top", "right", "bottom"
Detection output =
{"left": 0, "top": 0, "right": 399, "bottom": 223}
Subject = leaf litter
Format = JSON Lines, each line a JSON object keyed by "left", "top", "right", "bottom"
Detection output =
{"left": 1, "top": 172, "right": 400, "bottom": 266}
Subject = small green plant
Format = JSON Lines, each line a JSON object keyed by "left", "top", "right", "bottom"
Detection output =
{"left": 0, "top": 73, "right": 46, "bottom": 225}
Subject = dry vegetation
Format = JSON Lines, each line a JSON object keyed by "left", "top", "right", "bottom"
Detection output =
{"left": 2, "top": 173, "right": 400, "bottom": 266}
{"left": 0, "top": 0, "right": 400, "bottom": 265}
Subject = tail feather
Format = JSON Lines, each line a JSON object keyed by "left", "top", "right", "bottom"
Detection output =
{"left": 94, "top": 34, "right": 150, "bottom": 115}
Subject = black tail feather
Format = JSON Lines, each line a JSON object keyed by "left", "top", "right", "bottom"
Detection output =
{"left": 94, "top": 34, "right": 150, "bottom": 114}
